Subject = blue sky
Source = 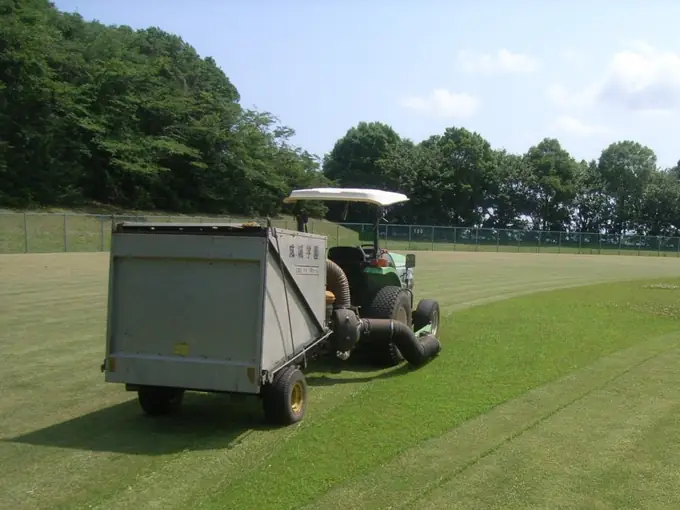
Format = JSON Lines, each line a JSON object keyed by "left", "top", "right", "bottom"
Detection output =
{"left": 54, "top": 0, "right": 680, "bottom": 168}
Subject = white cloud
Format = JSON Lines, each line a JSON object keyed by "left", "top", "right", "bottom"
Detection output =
{"left": 400, "top": 89, "right": 479, "bottom": 119}
{"left": 547, "top": 42, "right": 680, "bottom": 114}
{"left": 457, "top": 49, "right": 539, "bottom": 74}
{"left": 545, "top": 83, "right": 571, "bottom": 108}
{"left": 561, "top": 49, "right": 587, "bottom": 67}
{"left": 545, "top": 83, "right": 598, "bottom": 110}
{"left": 551, "top": 116, "right": 610, "bottom": 137}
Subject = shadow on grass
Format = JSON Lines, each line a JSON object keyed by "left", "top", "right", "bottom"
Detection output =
{"left": 6, "top": 392, "right": 276, "bottom": 455}
{"left": 305, "top": 358, "right": 414, "bottom": 386}
{"left": 7, "top": 360, "right": 419, "bottom": 455}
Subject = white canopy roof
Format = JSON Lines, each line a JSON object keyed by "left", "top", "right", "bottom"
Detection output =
{"left": 283, "top": 187, "right": 409, "bottom": 207}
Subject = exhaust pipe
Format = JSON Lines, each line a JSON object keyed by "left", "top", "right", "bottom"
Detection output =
{"left": 359, "top": 319, "right": 441, "bottom": 367}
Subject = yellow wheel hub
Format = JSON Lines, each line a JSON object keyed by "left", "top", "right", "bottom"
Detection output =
{"left": 290, "top": 381, "right": 304, "bottom": 414}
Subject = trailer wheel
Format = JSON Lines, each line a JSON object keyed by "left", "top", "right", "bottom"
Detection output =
{"left": 137, "top": 386, "right": 184, "bottom": 416}
{"left": 365, "top": 285, "right": 412, "bottom": 367}
{"left": 262, "top": 365, "right": 308, "bottom": 425}
{"left": 413, "top": 299, "right": 441, "bottom": 337}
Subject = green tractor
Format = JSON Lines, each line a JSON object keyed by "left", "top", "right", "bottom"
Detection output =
{"left": 284, "top": 187, "right": 441, "bottom": 367}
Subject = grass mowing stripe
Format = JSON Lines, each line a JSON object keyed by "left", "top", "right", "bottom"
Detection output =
{"left": 204, "top": 277, "right": 680, "bottom": 510}
{"left": 1, "top": 253, "right": 680, "bottom": 510}
{"left": 407, "top": 338, "right": 678, "bottom": 509}
{"left": 3, "top": 383, "right": 363, "bottom": 510}
{"left": 83, "top": 385, "right": 376, "bottom": 510}
{"left": 306, "top": 331, "right": 680, "bottom": 510}
{"left": 417, "top": 343, "right": 680, "bottom": 509}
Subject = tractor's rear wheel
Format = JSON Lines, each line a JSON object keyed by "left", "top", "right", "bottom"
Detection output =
{"left": 365, "top": 285, "right": 412, "bottom": 367}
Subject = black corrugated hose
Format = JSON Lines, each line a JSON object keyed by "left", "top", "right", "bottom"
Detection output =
{"left": 360, "top": 319, "right": 441, "bottom": 367}
{"left": 326, "top": 259, "right": 351, "bottom": 308}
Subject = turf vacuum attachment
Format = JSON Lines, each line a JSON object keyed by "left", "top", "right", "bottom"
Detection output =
{"left": 101, "top": 220, "right": 442, "bottom": 427}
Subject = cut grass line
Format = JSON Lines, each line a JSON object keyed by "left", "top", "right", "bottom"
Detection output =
{"left": 304, "top": 331, "right": 680, "bottom": 510}
{"left": 417, "top": 340, "right": 680, "bottom": 509}
{"left": 404, "top": 337, "right": 679, "bottom": 509}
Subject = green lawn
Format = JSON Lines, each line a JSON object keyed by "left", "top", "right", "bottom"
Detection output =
{"left": 1, "top": 251, "right": 680, "bottom": 509}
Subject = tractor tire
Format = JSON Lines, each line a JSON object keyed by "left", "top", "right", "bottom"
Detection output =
{"left": 364, "top": 285, "right": 413, "bottom": 367}
{"left": 262, "top": 365, "right": 308, "bottom": 426}
{"left": 412, "top": 299, "right": 441, "bottom": 337}
{"left": 137, "top": 386, "right": 185, "bottom": 416}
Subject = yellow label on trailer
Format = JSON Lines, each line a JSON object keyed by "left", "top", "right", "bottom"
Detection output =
{"left": 173, "top": 342, "right": 189, "bottom": 356}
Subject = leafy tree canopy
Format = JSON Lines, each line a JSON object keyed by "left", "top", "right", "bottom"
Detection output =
{"left": 1, "top": 0, "right": 679, "bottom": 236}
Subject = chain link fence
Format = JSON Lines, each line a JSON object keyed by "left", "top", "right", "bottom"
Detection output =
{"left": 1, "top": 212, "right": 679, "bottom": 257}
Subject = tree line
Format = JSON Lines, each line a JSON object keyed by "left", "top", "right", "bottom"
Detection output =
{"left": 324, "top": 122, "right": 680, "bottom": 236}
{"left": 1, "top": 1, "right": 679, "bottom": 236}
{"left": 0, "top": 0, "right": 330, "bottom": 218}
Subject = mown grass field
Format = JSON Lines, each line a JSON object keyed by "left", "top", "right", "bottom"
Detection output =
{"left": 1, "top": 211, "right": 678, "bottom": 257}
{"left": 1, "top": 251, "right": 680, "bottom": 509}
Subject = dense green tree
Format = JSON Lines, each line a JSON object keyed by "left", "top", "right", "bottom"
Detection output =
{"left": 0, "top": 0, "right": 324, "bottom": 217}
{"left": 522, "top": 138, "right": 579, "bottom": 231}
{"left": 571, "top": 159, "right": 613, "bottom": 233}
{"left": 639, "top": 170, "right": 680, "bottom": 236}
{"left": 485, "top": 150, "right": 533, "bottom": 229}
{"left": 596, "top": 140, "right": 656, "bottom": 234}
{"left": 423, "top": 127, "right": 498, "bottom": 226}
{"left": 1, "top": 1, "right": 679, "bottom": 237}
{"left": 321, "top": 121, "right": 403, "bottom": 222}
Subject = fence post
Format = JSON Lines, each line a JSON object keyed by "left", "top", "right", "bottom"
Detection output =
{"left": 100, "top": 217, "right": 105, "bottom": 251}
{"left": 578, "top": 233, "right": 582, "bottom": 254}
{"left": 431, "top": 226, "right": 434, "bottom": 251}
{"left": 453, "top": 227, "right": 457, "bottom": 251}
{"left": 496, "top": 230, "right": 500, "bottom": 252}
{"left": 475, "top": 228, "right": 479, "bottom": 252}
{"left": 63, "top": 213, "right": 68, "bottom": 252}
{"left": 658, "top": 236, "right": 662, "bottom": 257}
{"left": 23, "top": 212, "right": 29, "bottom": 253}
{"left": 537, "top": 230, "right": 542, "bottom": 254}
{"left": 558, "top": 231, "right": 562, "bottom": 254}
{"left": 408, "top": 225, "right": 412, "bottom": 249}
{"left": 598, "top": 234, "right": 602, "bottom": 255}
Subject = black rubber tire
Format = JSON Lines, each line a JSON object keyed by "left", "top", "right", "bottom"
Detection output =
{"left": 262, "top": 365, "right": 308, "bottom": 426}
{"left": 364, "top": 285, "right": 413, "bottom": 367}
{"left": 412, "top": 299, "right": 441, "bottom": 337}
{"left": 137, "top": 386, "right": 185, "bottom": 416}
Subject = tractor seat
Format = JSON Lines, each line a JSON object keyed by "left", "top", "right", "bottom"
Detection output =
{"left": 327, "top": 246, "right": 366, "bottom": 305}
{"left": 327, "top": 246, "right": 367, "bottom": 263}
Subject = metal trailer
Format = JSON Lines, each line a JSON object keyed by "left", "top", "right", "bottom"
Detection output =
{"left": 102, "top": 221, "right": 331, "bottom": 425}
